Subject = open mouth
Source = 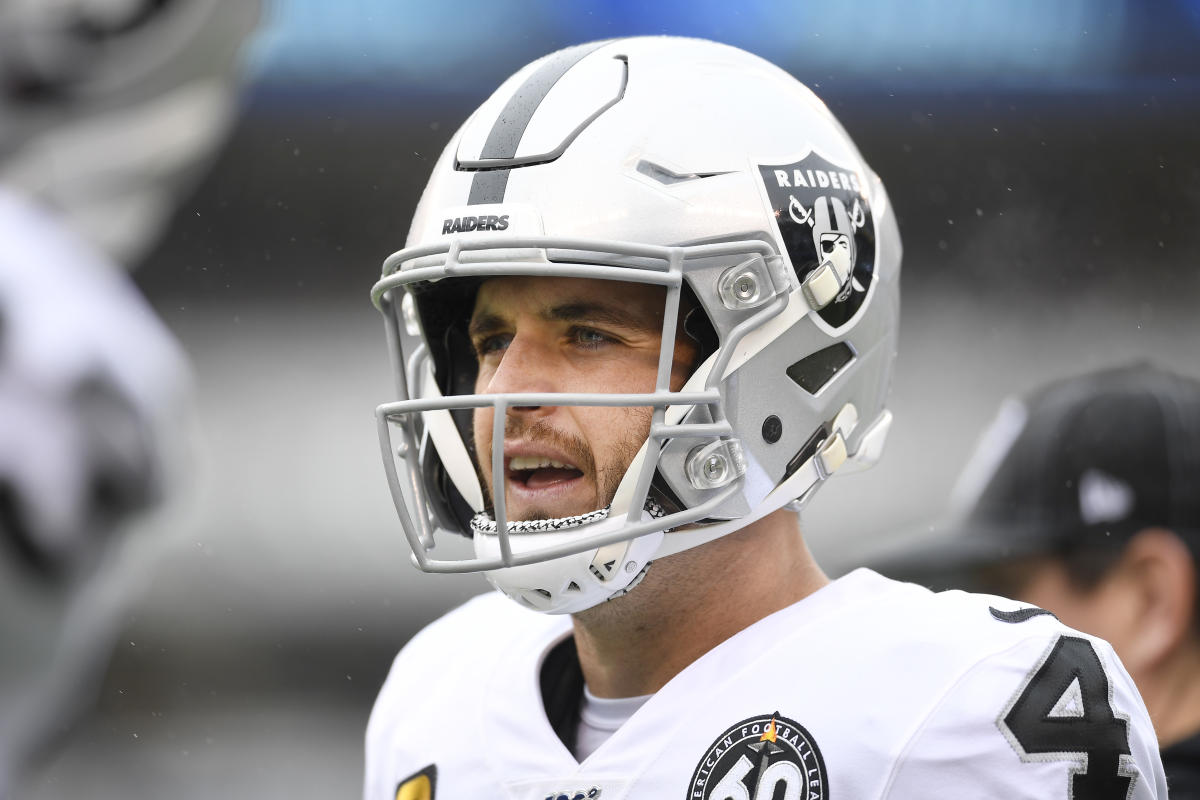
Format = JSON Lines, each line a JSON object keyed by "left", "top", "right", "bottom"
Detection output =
{"left": 506, "top": 455, "right": 585, "bottom": 489}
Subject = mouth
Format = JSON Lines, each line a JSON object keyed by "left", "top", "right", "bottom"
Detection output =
{"left": 493, "top": 438, "right": 597, "bottom": 522}
{"left": 505, "top": 455, "right": 585, "bottom": 490}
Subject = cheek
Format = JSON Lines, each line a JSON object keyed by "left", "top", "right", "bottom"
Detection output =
{"left": 581, "top": 404, "right": 653, "bottom": 464}
{"left": 1069, "top": 585, "right": 1132, "bottom": 647}
{"left": 473, "top": 409, "right": 492, "bottom": 469}
{"left": 474, "top": 364, "right": 494, "bottom": 393}
{"left": 1020, "top": 569, "right": 1107, "bottom": 637}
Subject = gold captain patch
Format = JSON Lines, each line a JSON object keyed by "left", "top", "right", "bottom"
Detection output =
{"left": 395, "top": 764, "right": 436, "bottom": 800}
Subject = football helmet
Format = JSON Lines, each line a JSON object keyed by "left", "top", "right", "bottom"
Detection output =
{"left": 0, "top": 0, "right": 261, "bottom": 265}
{"left": 372, "top": 37, "right": 901, "bottom": 614}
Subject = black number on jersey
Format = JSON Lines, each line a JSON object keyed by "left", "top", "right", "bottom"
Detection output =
{"left": 1001, "top": 636, "right": 1133, "bottom": 800}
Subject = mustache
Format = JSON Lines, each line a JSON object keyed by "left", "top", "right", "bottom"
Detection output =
{"left": 500, "top": 417, "right": 597, "bottom": 477}
{"left": 474, "top": 417, "right": 598, "bottom": 511}
{"left": 474, "top": 410, "right": 650, "bottom": 518}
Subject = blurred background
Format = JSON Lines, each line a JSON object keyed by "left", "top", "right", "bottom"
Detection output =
{"left": 12, "top": 0, "right": 1200, "bottom": 797}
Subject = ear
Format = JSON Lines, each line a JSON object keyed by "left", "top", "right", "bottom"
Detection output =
{"left": 1114, "top": 527, "right": 1196, "bottom": 674}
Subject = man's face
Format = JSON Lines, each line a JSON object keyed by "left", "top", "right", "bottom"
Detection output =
{"left": 819, "top": 232, "right": 851, "bottom": 273}
{"left": 1016, "top": 557, "right": 1129, "bottom": 648}
{"left": 469, "top": 276, "right": 697, "bottom": 523}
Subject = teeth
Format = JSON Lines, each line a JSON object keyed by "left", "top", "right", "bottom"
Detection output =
{"left": 509, "top": 456, "right": 576, "bottom": 471}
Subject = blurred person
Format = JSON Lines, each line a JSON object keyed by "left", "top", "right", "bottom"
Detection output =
{"left": 872, "top": 363, "right": 1200, "bottom": 797}
{"left": 0, "top": 0, "right": 260, "bottom": 793}
{"left": 363, "top": 37, "right": 1166, "bottom": 799}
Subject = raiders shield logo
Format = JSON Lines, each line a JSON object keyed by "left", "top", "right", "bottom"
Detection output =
{"left": 758, "top": 152, "right": 876, "bottom": 328}
{"left": 687, "top": 713, "right": 828, "bottom": 800}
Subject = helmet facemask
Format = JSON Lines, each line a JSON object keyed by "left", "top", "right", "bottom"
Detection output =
{"left": 373, "top": 236, "right": 806, "bottom": 612}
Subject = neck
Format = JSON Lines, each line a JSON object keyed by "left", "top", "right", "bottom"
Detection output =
{"left": 1139, "top": 637, "right": 1200, "bottom": 748}
{"left": 570, "top": 509, "right": 828, "bottom": 698}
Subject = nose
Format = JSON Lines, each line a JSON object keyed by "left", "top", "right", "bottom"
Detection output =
{"left": 480, "top": 331, "right": 556, "bottom": 414}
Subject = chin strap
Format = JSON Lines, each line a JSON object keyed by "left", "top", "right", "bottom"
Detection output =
{"left": 469, "top": 495, "right": 669, "bottom": 535}
{"left": 473, "top": 495, "right": 672, "bottom": 610}
{"left": 470, "top": 507, "right": 610, "bottom": 534}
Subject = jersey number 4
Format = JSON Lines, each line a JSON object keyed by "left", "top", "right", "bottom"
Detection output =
{"left": 1000, "top": 635, "right": 1133, "bottom": 800}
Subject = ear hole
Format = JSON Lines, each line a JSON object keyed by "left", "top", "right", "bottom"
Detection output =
{"left": 786, "top": 342, "right": 855, "bottom": 394}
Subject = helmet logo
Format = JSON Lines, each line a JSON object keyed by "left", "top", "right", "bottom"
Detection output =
{"left": 787, "top": 195, "right": 813, "bottom": 226}
{"left": 759, "top": 153, "right": 876, "bottom": 328}
{"left": 441, "top": 214, "right": 511, "bottom": 234}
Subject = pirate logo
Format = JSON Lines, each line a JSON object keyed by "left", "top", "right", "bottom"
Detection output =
{"left": 758, "top": 152, "right": 876, "bottom": 328}
{"left": 687, "top": 713, "right": 828, "bottom": 800}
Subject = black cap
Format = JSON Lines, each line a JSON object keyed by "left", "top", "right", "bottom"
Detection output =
{"left": 874, "top": 363, "right": 1200, "bottom": 579}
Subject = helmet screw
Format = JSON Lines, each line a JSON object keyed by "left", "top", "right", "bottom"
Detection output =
{"left": 625, "top": 561, "right": 639, "bottom": 573}
{"left": 717, "top": 258, "right": 771, "bottom": 310}
{"left": 395, "top": 441, "right": 409, "bottom": 457}
{"left": 762, "top": 415, "right": 783, "bottom": 443}
{"left": 685, "top": 439, "right": 746, "bottom": 489}
{"left": 703, "top": 454, "right": 728, "bottom": 483}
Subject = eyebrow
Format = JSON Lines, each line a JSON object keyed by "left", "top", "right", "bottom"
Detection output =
{"left": 468, "top": 299, "right": 662, "bottom": 338}
{"left": 467, "top": 311, "right": 507, "bottom": 339}
{"left": 545, "top": 301, "right": 661, "bottom": 333}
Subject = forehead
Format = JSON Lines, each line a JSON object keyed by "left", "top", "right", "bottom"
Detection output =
{"left": 471, "top": 276, "right": 667, "bottom": 320}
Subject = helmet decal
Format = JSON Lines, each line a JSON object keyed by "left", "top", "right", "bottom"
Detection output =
{"left": 758, "top": 153, "right": 876, "bottom": 328}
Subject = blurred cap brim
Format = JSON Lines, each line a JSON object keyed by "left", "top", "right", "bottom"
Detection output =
{"left": 859, "top": 517, "right": 1062, "bottom": 585}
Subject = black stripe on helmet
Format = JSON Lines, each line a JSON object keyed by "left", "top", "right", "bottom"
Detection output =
{"left": 464, "top": 40, "right": 612, "bottom": 205}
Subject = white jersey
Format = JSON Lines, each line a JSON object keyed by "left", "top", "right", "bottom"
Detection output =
{"left": 0, "top": 188, "right": 191, "bottom": 793}
{"left": 364, "top": 569, "right": 1166, "bottom": 800}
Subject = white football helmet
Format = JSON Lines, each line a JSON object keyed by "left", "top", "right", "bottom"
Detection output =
{"left": 0, "top": 0, "right": 262, "bottom": 265}
{"left": 372, "top": 36, "right": 901, "bottom": 615}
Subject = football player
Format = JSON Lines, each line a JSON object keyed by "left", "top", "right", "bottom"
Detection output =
{"left": 0, "top": 0, "right": 259, "bottom": 793}
{"left": 364, "top": 37, "right": 1167, "bottom": 799}
{"left": 873, "top": 363, "right": 1200, "bottom": 796}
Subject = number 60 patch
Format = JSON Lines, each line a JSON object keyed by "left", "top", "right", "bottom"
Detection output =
{"left": 999, "top": 636, "right": 1137, "bottom": 800}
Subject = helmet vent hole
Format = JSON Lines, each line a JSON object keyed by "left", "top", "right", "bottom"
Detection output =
{"left": 786, "top": 342, "right": 855, "bottom": 394}
{"left": 565, "top": 581, "right": 581, "bottom": 593}
{"left": 635, "top": 160, "right": 730, "bottom": 186}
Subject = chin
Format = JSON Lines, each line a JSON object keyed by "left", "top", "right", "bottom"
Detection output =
{"left": 509, "top": 504, "right": 595, "bottom": 522}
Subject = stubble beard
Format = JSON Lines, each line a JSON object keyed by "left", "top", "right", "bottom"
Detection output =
{"left": 477, "top": 409, "right": 650, "bottom": 522}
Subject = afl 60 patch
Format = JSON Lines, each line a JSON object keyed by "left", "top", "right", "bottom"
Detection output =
{"left": 687, "top": 713, "right": 828, "bottom": 799}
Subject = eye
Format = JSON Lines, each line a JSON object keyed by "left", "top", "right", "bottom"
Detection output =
{"left": 570, "top": 327, "right": 615, "bottom": 349}
{"left": 473, "top": 333, "right": 512, "bottom": 359}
